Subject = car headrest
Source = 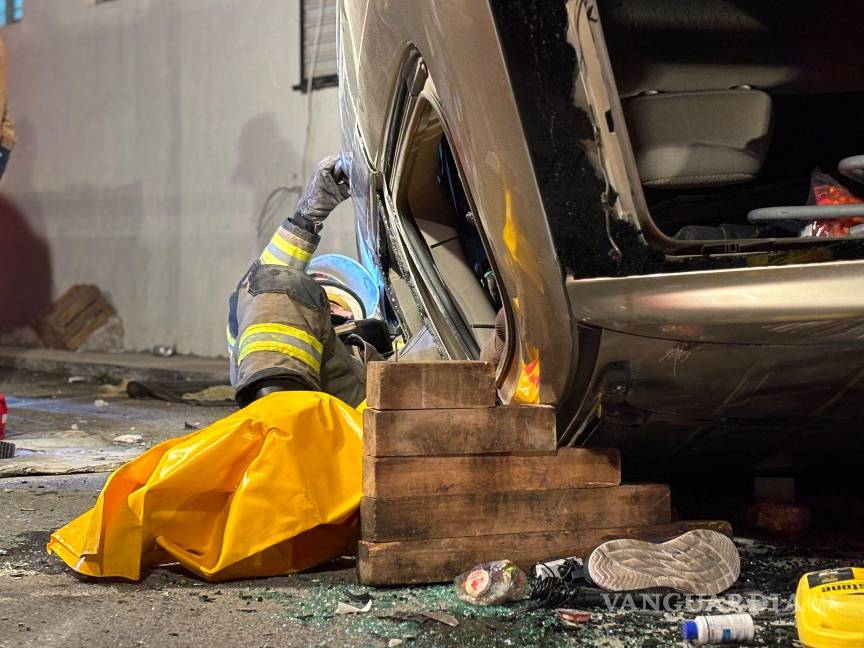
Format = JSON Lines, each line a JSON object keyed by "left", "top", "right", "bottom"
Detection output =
{"left": 622, "top": 89, "right": 773, "bottom": 188}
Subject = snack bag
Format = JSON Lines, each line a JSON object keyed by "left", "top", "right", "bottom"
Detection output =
{"left": 802, "top": 169, "right": 864, "bottom": 237}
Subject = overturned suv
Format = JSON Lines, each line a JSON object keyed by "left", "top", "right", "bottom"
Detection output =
{"left": 339, "top": 0, "right": 864, "bottom": 479}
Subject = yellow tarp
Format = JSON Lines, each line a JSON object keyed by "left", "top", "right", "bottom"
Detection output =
{"left": 47, "top": 391, "right": 364, "bottom": 581}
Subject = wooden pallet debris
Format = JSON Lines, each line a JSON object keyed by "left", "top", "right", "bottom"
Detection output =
{"left": 34, "top": 285, "right": 115, "bottom": 351}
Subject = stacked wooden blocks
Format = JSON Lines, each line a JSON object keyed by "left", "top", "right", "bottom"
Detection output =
{"left": 359, "top": 361, "right": 717, "bottom": 586}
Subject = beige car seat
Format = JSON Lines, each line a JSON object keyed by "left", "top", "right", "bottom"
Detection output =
{"left": 622, "top": 89, "right": 774, "bottom": 189}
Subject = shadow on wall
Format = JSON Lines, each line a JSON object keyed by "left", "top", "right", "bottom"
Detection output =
{"left": 0, "top": 119, "right": 52, "bottom": 328}
{"left": 232, "top": 113, "right": 301, "bottom": 251}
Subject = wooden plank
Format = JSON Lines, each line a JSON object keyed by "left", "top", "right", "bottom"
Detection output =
{"left": 358, "top": 520, "right": 733, "bottom": 585}
{"left": 361, "top": 483, "right": 670, "bottom": 542}
{"left": 365, "top": 361, "right": 496, "bottom": 410}
{"left": 363, "top": 448, "right": 621, "bottom": 498}
{"left": 364, "top": 405, "right": 556, "bottom": 457}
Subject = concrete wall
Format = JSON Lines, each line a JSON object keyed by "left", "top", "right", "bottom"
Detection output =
{"left": 0, "top": 0, "right": 354, "bottom": 357}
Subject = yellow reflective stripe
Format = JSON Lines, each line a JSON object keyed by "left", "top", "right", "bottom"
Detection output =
{"left": 259, "top": 248, "right": 288, "bottom": 267}
{"left": 240, "top": 323, "right": 323, "bottom": 355}
{"left": 226, "top": 325, "right": 236, "bottom": 348}
{"left": 270, "top": 233, "right": 313, "bottom": 262}
{"left": 237, "top": 341, "right": 321, "bottom": 372}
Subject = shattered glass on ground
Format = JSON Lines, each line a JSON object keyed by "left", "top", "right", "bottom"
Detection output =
{"left": 233, "top": 535, "right": 864, "bottom": 647}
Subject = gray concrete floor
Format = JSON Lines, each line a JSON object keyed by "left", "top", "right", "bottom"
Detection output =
{"left": 0, "top": 368, "right": 234, "bottom": 478}
{"left": 0, "top": 370, "right": 859, "bottom": 647}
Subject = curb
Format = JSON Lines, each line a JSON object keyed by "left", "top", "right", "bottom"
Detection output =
{"left": 0, "top": 347, "right": 227, "bottom": 383}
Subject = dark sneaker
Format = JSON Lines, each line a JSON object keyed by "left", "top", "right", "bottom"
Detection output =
{"left": 532, "top": 556, "right": 585, "bottom": 583}
{"left": 585, "top": 529, "right": 740, "bottom": 595}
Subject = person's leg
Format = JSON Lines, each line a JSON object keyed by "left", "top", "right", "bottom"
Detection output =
{"left": 227, "top": 221, "right": 368, "bottom": 407}
{"left": 230, "top": 260, "right": 332, "bottom": 406}
{"left": 226, "top": 151, "right": 362, "bottom": 407}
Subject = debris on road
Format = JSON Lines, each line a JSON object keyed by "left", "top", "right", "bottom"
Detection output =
{"left": 421, "top": 610, "right": 459, "bottom": 627}
{"left": 96, "top": 380, "right": 130, "bottom": 398}
{"left": 455, "top": 560, "right": 528, "bottom": 606}
{"left": 67, "top": 375, "right": 86, "bottom": 384}
{"left": 126, "top": 380, "right": 234, "bottom": 405}
{"left": 335, "top": 600, "right": 372, "bottom": 615}
{"left": 181, "top": 384, "right": 234, "bottom": 404}
{"left": 682, "top": 613, "right": 755, "bottom": 644}
{"left": 112, "top": 434, "right": 142, "bottom": 444}
{"left": 33, "top": 285, "right": 115, "bottom": 351}
{"left": 557, "top": 608, "right": 601, "bottom": 626}
{"left": 343, "top": 589, "right": 373, "bottom": 605}
{"left": 93, "top": 399, "right": 109, "bottom": 408}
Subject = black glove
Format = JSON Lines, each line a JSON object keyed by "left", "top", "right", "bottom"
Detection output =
{"left": 293, "top": 154, "right": 350, "bottom": 233}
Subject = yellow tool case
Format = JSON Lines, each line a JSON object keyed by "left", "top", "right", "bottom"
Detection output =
{"left": 796, "top": 567, "right": 864, "bottom": 647}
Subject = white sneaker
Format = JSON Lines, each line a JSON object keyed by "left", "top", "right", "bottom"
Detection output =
{"left": 585, "top": 529, "right": 740, "bottom": 595}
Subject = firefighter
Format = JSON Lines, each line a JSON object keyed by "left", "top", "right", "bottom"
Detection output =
{"left": 227, "top": 155, "right": 370, "bottom": 407}
{"left": 228, "top": 154, "right": 506, "bottom": 407}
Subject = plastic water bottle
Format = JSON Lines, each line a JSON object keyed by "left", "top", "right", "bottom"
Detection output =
{"left": 682, "top": 613, "right": 755, "bottom": 644}
{"left": 454, "top": 560, "right": 528, "bottom": 606}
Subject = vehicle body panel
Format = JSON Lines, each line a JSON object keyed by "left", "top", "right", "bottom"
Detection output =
{"left": 339, "top": 0, "right": 575, "bottom": 405}
{"left": 338, "top": 0, "right": 864, "bottom": 476}
{"left": 576, "top": 327, "right": 864, "bottom": 475}
{"left": 567, "top": 259, "right": 864, "bottom": 346}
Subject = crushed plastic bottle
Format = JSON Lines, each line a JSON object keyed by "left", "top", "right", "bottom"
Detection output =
{"left": 682, "top": 613, "right": 755, "bottom": 645}
{"left": 454, "top": 560, "right": 528, "bottom": 606}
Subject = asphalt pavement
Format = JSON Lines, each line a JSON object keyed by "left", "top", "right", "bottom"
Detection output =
{"left": 0, "top": 369, "right": 858, "bottom": 647}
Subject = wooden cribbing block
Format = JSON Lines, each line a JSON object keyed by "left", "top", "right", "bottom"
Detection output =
{"left": 366, "top": 361, "right": 496, "bottom": 410}
{"left": 361, "top": 483, "right": 670, "bottom": 542}
{"left": 363, "top": 448, "right": 620, "bottom": 498}
{"left": 358, "top": 519, "right": 733, "bottom": 585}
{"left": 34, "top": 284, "right": 115, "bottom": 351}
{"left": 364, "top": 405, "right": 556, "bottom": 457}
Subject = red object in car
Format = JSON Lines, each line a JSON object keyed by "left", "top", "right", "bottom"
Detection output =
{"left": 807, "top": 170, "right": 864, "bottom": 237}
{"left": 0, "top": 394, "right": 6, "bottom": 440}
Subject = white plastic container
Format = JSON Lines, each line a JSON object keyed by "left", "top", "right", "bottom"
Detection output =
{"left": 681, "top": 613, "right": 755, "bottom": 645}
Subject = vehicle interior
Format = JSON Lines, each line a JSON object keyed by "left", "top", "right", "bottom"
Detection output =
{"left": 390, "top": 102, "right": 501, "bottom": 357}
{"left": 597, "top": 0, "right": 864, "bottom": 244}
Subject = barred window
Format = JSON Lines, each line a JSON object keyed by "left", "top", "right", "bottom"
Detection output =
{"left": 295, "top": 0, "right": 339, "bottom": 92}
